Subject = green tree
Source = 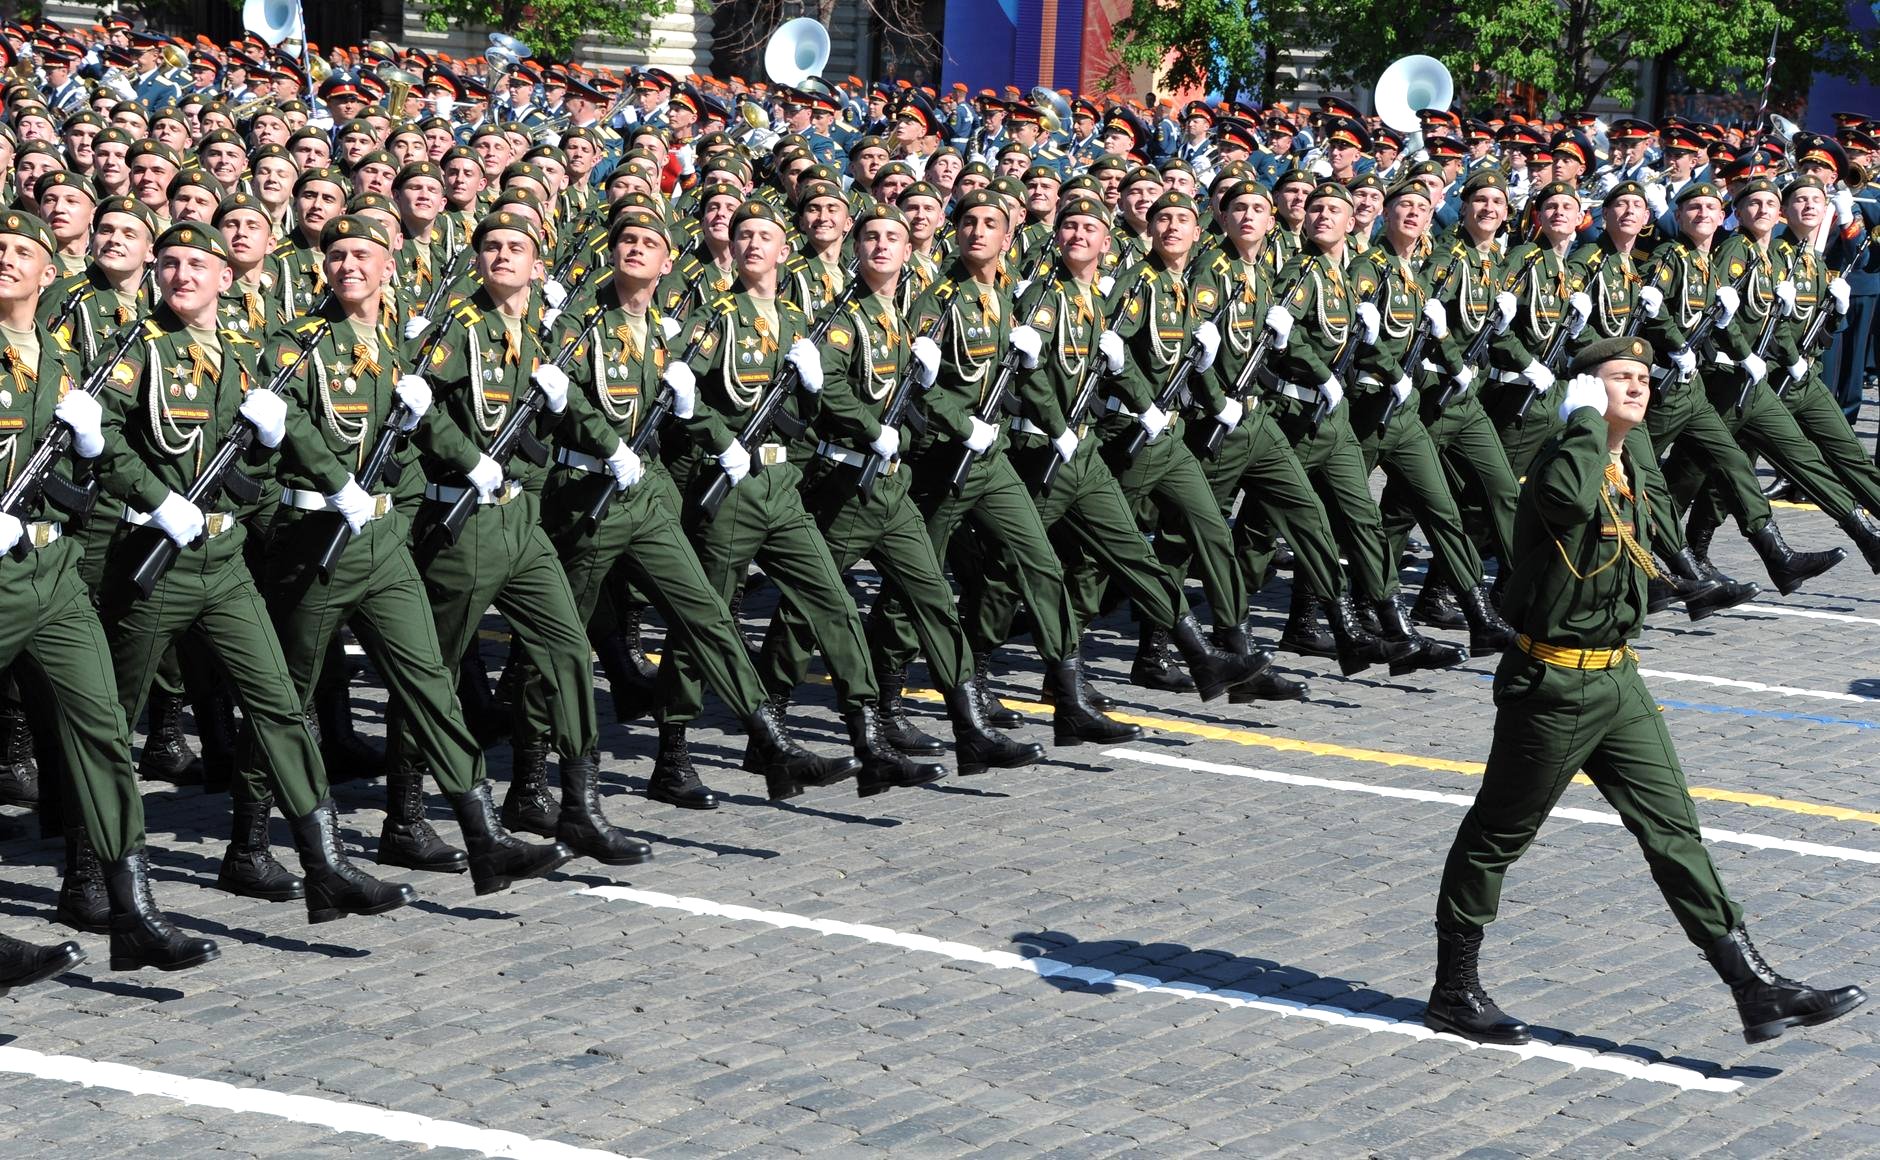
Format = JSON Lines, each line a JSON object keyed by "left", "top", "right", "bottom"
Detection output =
{"left": 418, "top": 0, "right": 683, "bottom": 61}
{"left": 1106, "top": 0, "right": 1314, "bottom": 102}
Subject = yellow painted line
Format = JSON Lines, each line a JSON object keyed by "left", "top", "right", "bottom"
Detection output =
{"left": 1771, "top": 499, "right": 1820, "bottom": 511}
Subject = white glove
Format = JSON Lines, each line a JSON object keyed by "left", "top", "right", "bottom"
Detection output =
{"left": 1193, "top": 320, "right": 1220, "bottom": 372}
{"left": 1789, "top": 358, "right": 1810, "bottom": 383}
{"left": 467, "top": 454, "right": 504, "bottom": 499}
{"left": 659, "top": 315, "right": 682, "bottom": 341}
{"left": 1740, "top": 352, "right": 1767, "bottom": 384}
{"left": 1422, "top": 299, "right": 1448, "bottom": 339}
{"left": 1009, "top": 324, "right": 1043, "bottom": 369}
{"left": 1213, "top": 396, "right": 1243, "bottom": 432}
{"left": 403, "top": 316, "right": 431, "bottom": 341}
{"left": 605, "top": 442, "right": 642, "bottom": 491}
{"left": 432, "top": 94, "right": 455, "bottom": 119}
{"left": 1832, "top": 185, "right": 1855, "bottom": 226}
{"left": 55, "top": 390, "right": 103, "bottom": 458}
{"left": 1097, "top": 275, "right": 1115, "bottom": 296}
{"left": 964, "top": 416, "right": 997, "bottom": 452}
{"left": 329, "top": 478, "right": 373, "bottom": 533}
{"left": 239, "top": 388, "right": 288, "bottom": 448}
{"left": 716, "top": 440, "right": 750, "bottom": 486}
{"left": 910, "top": 335, "right": 941, "bottom": 387}
{"left": 532, "top": 362, "right": 570, "bottom": 413}
{"left": 1139, "top": 403, "right": 1169, "bottom": 443}
{"left": 663, "top": 361, "right": 697, "bottom": 419}
{"left": 1714, "top": 285, "right": 1740, "bottom": 327}
{"left": 394, "top": 374, "right": 431, "bottom": 431}
{"left": 1097, "top": 330, "right": 1125, "bottom": 374}
{"left": 1829, "top": 276, "right": 1851, "bottom": 315}
{"left": 0, "top": 513, "right": 19, "bottom": 554}
{"left": 869, "top": 424, "right": 900, "bottom": 459}
{"left": 1566, "top": 291, "right": 1593, "bottom": 338}
{"left": 787, "top": 338, "right": 823, "bottom": 393}
{"left": 1494, "top": 291, "right": 1518, "bottom": 334}
{"left": 542, "top": 279, "right": 568, "bottom": 308}
{"left": 1637, "top": 285, "right": 1664, "bottom": 319}
{"left": 1775, "top": 280, "right": 1798, "bottom": 317}
{"left": 1453, "top": 364, "right": 1477, "bottom": 392}
{"left": 1523, "top": 360, "right": 1555, "bottom": 393}
{"left": 151, "top": 491, "right": 206, "bottom": 546}
{"left": 1558, "top": 372, "right": 1606, "bottom": 420}
{"left": 1051, "top": 427, "right": 1078, "bottom": 462}
{"left": 1644, "top": 182, "right": 1668, "bottom": 217}
{"left": 1355, "top": 301, "right": 1381, "bottom": 345}
{"left": 1389, "top": 375, "right": 1413, "bottom": 404}
{"left": 1671, "top": 347, "right": 1697, "bottom": 377}
{"left": 1013, "top": 278, "right": 1032, "bottom": 300}
{"left": 1264, "top": 305, "right": 1294, "bottom": 349}
{"left": 1318, "top": 375, "right": 1344, "bottom": 411}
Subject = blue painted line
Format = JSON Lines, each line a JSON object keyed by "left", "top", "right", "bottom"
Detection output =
{"left": 1470, "top": 674, "right": 1880, "bottom": 730}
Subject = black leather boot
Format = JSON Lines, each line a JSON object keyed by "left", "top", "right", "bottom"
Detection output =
{"left": 1047, "top": 657, "right": 1143, "bottom": 746}
{"left": 1279, "top": 585, "right": 1336, "bottom": 657}
{"left": 555, "top": 752, "right": 654, "bottom": 865}
{"left": 0, "top": 700, "right": 38, "bottom": 808}
{"left": 56, "top": 827, "right": 109, "bottom": 933}
{"left": 104, "top": 849, "right": 219, "bottom": 971}
{"left": 500, "top": 740, "right": 559, "bottom": 837}
{"left": 1129, "top": 623, "right": 1196, "bottom": 693}
{"left": 1322, "top": 594, "right": 1408, "bottom": 677}
{"left": 1748, "top": 519, "right": 1847, "bottom": 593}
{"left": 315, "top": 678, "right": 384, "bottom": 783}
{"left": 743, "top": 700, "right": 860, "bottom": 801}
{"left": 848, "top": 704, "right": 946, "bottom": 797}
{"left": 288, "top": 799, "right": 417, "bottom": 924}
{"left": 1649, "top": 550, "right": 1720, "bottom": 614}
{"left": 945, "top": 685, "right": 1043, "bottom": 776}
{"left": 1761, "top": 473, "right": 1798, "bottom": 502}
{"left": 1168, "top": 614, "right": 1268, "bottom": 702}
{"left": 594, "top": 615, "right": 659, "bottom": 724}
{"left": 217, "top": 791, "right": 305, "bottom": 901}
{"left": 648, "top": 723, "right": 717, "bottom": 809}
{"left": 1410, "top": 580, "right": 1468, "bottom": 629}
{"left": 1834, "top": 512, "right": 1880, "bottom": 576}
{"left": 1422, "top": 922, "right": 1530, "bottom": 1044}
{"left": 456, "top": 648, "right": 506, "bottom": 749}
{"left": 1376, "top": 596, "right": 1469, "bottom": 676}
{"left": 876, "top": 663, "right": 947, "bottom": 755}
{"left": 1661, "top": 548, "right": 1757, "bottom": 621}
{"left": 136, "top": 689, "right": 203, "bottom": 784}
{"left": 378, "top": 763, "right": 467, "bottom": 873}
{"left": 1707, "top": 926, "right": 1867, "bottom": 1044}
{"left": 0, "top": 931, "right": 84, "bottom": 994}
{"left": 1217, "top": 619, "right": 1309, "bottom": 702}
{"left": 447, "top": 780, "right": 573, "bottom": 895}
{"left": 971, "top": 655, "right": 1025, "bottom": 729}
{"left": 1457, "top": 584, "right": 1515, "bottom": 654}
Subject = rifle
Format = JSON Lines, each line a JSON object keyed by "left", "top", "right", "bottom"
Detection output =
{"left": 313, "top": 309, "right": 465, "bottom": 578}
{"left": 1513, "top": 262, "right": 1581, "bottom": 425}
{"left": 578, "top": 323, "right": 712, "bottom": 535}
{"left": 425, "top": 298, "right": 610, "bottom": 547}
{"left": 1322, "top": 273, "right": 1389, "bottom": 433}
{"left": 945, "top": 245, "right": 1061, "bottom": 494}
{"left": 1034, "top": 264, "right": 1153, "bottom": 494}
{"left": 1442, "top": 245, "right": 1547, "bottom": 410}
{"left": 418, "top": 246, "right": 473, "bottom": 323}
{"left": 1201, "top": 256, "right": 1317, "bottom": 460}
{"left": 696, "top": 258, "right": 864, "bottom": 521}
{"left": 1781, "top": 230, "right": 1874, "bottom": 397}
{"left": 856, "top": 312, "right": 949, "bottom": 499}
{"left": 1120, "top": 287, "right": 1231, "bottom": 461}
{"left": 1377, "top": 255, "right": 1462, "bottom": 436}
{"left": 129, "top": 308, "right": 336, "bottom": 598}
{"left": 1670, "top": 259, "right": 1755, "bottom": 386}
{"left": 0, "top": 309, "right": 147, "bottom": 550}
{"left": 1737, "top": 249, "right": 1795, "bottom": 415}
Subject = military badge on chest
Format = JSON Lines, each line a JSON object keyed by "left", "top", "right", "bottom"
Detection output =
{"left": 167, "top": 362, "right": 200, "bottom": 402}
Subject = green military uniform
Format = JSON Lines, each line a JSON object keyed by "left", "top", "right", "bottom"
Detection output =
{"left": 1478, "top": 239, "right": 1574, "bottom": 477}
{"left": 43, "top": 265, "right": 150, "bottom": 362}
{"left": 272, "top": 227, "right": 326, "bottom": 317}
{"left": 1766, "top": 229, "right": 1880, "bottom": 514}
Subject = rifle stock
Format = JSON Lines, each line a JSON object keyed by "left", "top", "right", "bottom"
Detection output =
{"left": 1034, "top": 265, "right": 1153, "bottom": 495}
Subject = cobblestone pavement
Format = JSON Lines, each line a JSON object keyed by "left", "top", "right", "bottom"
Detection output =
{"left": 1, "top": 479, "right": 1879, "bottom": 1158}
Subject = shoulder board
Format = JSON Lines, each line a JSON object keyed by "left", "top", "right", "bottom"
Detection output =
{"left": 140, "top": 319, "right": 166, "bottom": 341}
{"left": 451, "top": 302, "right": 483, "bottom": 326}
{"left": 931, "top": 280, "right": 958, "bottom": 304}
{"left": 292, "top": 317, "right": 326, "bottom": 335}
{"left": 1211, "top": 252, "right": 1231, "bottom": 275}
{"left": 223, "top": 329, "right": 257, "bottom": 347}
{"left": 52, "top": 329, "right": 75, "bottom": 354}
{"left": 783, "top": 253, "right": 810, "bottom": 274}
{"left": 708, "top": 295, "right": 738, "bottom": 316}
{"left": 270, "top": 238, "right": 296, "bottom": 257}
{"left": 781, "top": 299, "right": 806, "bottom": 316}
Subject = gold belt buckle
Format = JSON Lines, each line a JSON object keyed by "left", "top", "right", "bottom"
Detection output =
{"left": 370, "top": 493, "right": 393, "bottom": 519}
{"left": 28, "top": 523, "right": 54, "bottom": 549}
{"left": 758, "top": 443, "right": 787, "bottom": 466}
{"left": 1074, "top": 422, "right": 1089, "bottom": 439}
{"left": 884, "top": 460, "right": 900, "bottom": 477}
{"left": 204, "top": 512, "right": 232, "bottom": 537}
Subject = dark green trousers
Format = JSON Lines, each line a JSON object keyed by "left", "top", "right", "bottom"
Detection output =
{"left": 1481, "top": 375, "right": 1566, "bottom": 481}
{"left": 1268, "top": 398, "right": 1396, "bottom": 602}
{"left": 1353, "top": 388, "right": 1484, "bottom": 591}
{"left": 1779, "top": 377, "right": 1880, "bottom": 514}
{"left": 1392, "top": 390, "right": 1519, "bottom": 569}
{"left": 1436, "top": 649, "right": 1743, "bottom": 949}
{"left": 1663, "top": 370, "right": 1856, "bottom": 523}
{"left": 1644, "top": 374, "right": 1771, "bottom": 544}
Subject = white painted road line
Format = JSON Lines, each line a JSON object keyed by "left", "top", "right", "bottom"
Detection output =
{"left": 581, "top": 885, "right": 1741, "bottom": 1093}
{"left": 1640, "top": 668, "right": 1880, "bottom": 706}
{"left": 1751, "top": 604, "right": 1880, "bottom": 629}
{"left": 0, "top": 1046, "right": 637, "bottom": 1160}
{"left": 1106, "top": 748, "right": 1880, "bottom": 865}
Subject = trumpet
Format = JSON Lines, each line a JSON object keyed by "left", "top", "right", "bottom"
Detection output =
{"left": 229, "top": 94, "right": 280, "bottom": 119}
{"left": 378, "top": 64, "right": 423, "bottom": 118}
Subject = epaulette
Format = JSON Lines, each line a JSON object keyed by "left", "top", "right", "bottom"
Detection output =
{"left": 931, "top": 279, "right": 958, "bottom": 304}
{"left": 783, "top": 252, "right": 810, "bottom": 275}
{"left": 224, "top": 328, "right": 258, "bottom": 347}
{"left": 140, "top": 318, "right": 166, "bottom": 341}
{"left": 781, "top": 298, "right": 806, "bottom": 316}
{"left": 52, "top": 329, "right": 75, "bottom": 354}
{"left": 707, "top": 295, "right": 737, "bottom": 316}
{"left": 450, "top": 301, "right": 482, "bottom": 327}
{"left": 1211, "top": 251, "right": 1232, "bottom": 276}
{"left": 292, "top": 316, "right": 326, "bottom": 335}
{"left": 270, "top": 238, "right": 297, "bottom": 257}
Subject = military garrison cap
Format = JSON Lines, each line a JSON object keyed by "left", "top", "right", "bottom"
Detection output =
{"left": 1571, "top": 335, "right": 1653, "bottom": 373}
{"left": 155, "top": 221, "right": 231, "bottom": 261}
{"left": 0, "top": 210, "right": 56, "bottom": 258}
{"left": 471, "top": 209, "right": 544, "bottom": 253}
{"left": 320, "top": 214, "right": 394, "bottom": 251}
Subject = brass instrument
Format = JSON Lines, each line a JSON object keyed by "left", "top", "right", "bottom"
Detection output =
{"left": 1030, "top": 86, "right": 1070, "bottom": 137}
{"left": 378, "top": 64, "right": 422, "bottom": 117}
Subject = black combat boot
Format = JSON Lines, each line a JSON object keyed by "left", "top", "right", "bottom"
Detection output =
{"left": 55, "top": 827, "right": 109, "bottom": 933}
{"left": 1834, "top": 512, "right": 1880, "bottom": 576}
{"left": 876, "top": 663, "right": 946, "bottom": 755}
{"left": 593, "top": 605, "right": 660, "bottom": 723}
{"left": 217, "top": 790, "right": 305, "bottom": 901}
{"left": 1279, "top": 585, "right": 1336, "bottom": 657}
{"left": 1456, "top": 584, "right": 1515, "bottom": 655}
{"left": 1376, "top": 596, "right": 1469, "bottom": 676}
{"left": 500, "top": 740, "right": 559, "bottom": 837}
{"left": 1217, "top": 618, "right": 1309, "bottom": 702}
{"left": 648, "top": 723, "right": 717, "bottom": 809}
{"left": 944, "top": 685, "right": 1043, "bottom": 776}
{"left": 742, "top": 699, "right": 861, "bottom": 801}
{"left": 1748, "top": 518, "right": 1847, "bottom": 593}
{"left": 446, "top": 780, "right": 573, "bottom": 895}
{"left": 1706, "top": 926, "right": 1867, "bottom": 1044}
{"left": 1168, "top": 614, "right": 1268, "bottom": 702}
{"left": 1761, "top": 473, "right": 1798, "bottom": 502}
{"left": 1659, "top": 548, "right": 1757, "bottom": 621}
{"left": 1649, "top": 549, "right": 1722, "bottom": 615}
{"left": 288, "top": 799, "right": 417, "bottom": 924}
{"left": 0, "top": 931, "right": 83, "bottom": 994}
{"left": 1322, "top": 594, "right": 1410, "bottom": 677}
{"left": 136, "top": 688, "right": 202, "bottom": 784}
{"left": 104, "top": 849, "right": 220, "bottom": 971}
{"left": 378, "top": 762, "right": 467, "bottom": 873}
{"left": 971, "top": 655, "right": 1025, "bottom": 729}
{"left": 1046, "top": 657, "right": 1143, "bottom": 746}
{"left": 555, "top": 752, "right": 654, "bottom": 865}
{"left": 1129, "top": 623, "right": 1196, "bottom": 693}
{"left": 1037, "top": 643, "right": 1122, "bottom": 713}
{"left": 1422, "top": 922, "right": 1530, "bottom": 1044}
{"left": 315, "top": 678, "right": 384, "bottom": 782}
{"left": 1410, "top": 580, "right": 1468, "bottom": 629}
{"left": 848, "top": 704, "right": 946, "bottom": 797}
{"left": 0, "top": 700, "right": 38, "bottom": 808}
